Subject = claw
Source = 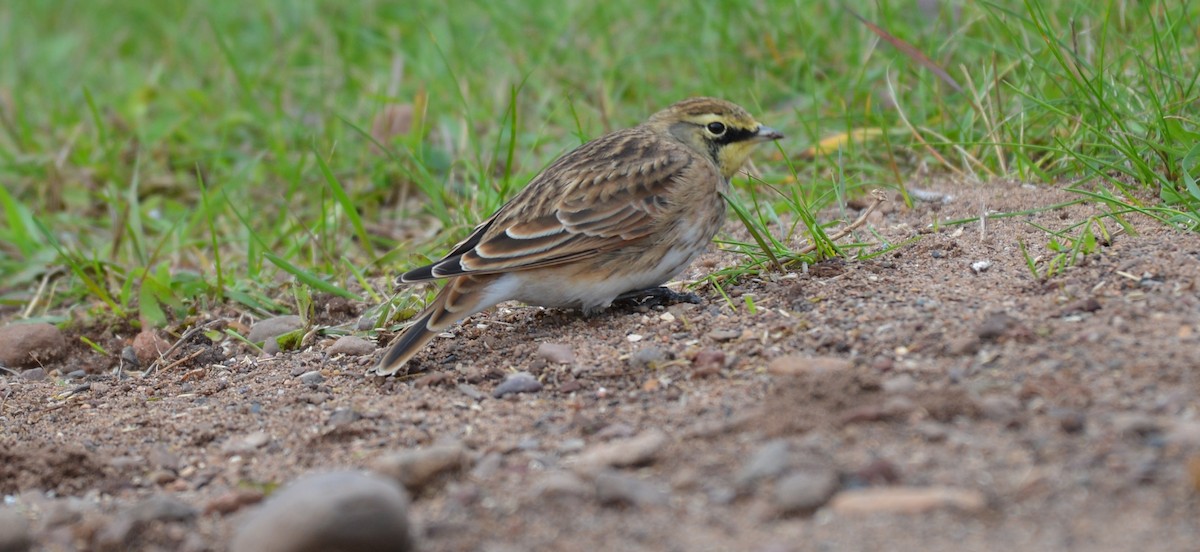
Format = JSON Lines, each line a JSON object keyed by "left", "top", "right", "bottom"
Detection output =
{"left": 612, "top": 286, "right": 703, "bottom": 309}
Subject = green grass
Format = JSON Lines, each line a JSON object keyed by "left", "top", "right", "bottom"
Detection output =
{"left": 1, "top": 0, "right": 1197, "bottom": 332}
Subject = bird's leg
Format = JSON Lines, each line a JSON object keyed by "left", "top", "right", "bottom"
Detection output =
{"left": 612, "top": 286, "right": 703, "bottom": 309}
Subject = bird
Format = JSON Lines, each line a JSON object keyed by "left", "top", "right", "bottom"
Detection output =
{"left": 373, "top": 97, "right": 783, "bottom": 376}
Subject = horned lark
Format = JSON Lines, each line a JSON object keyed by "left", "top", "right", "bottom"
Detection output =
{"left": 374, "top": 97, "right": 783, "bottom": 376}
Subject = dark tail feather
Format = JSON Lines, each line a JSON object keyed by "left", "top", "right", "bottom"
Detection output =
{"left": 373, "top": 305, "right": 442, "bottom": 376}
{"left": 373, "top": 274, "right": 495, "bottom": 376}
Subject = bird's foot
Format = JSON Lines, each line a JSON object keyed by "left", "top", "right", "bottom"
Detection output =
{"left": 612, "top": 286, "right": 703, "bottom": 310}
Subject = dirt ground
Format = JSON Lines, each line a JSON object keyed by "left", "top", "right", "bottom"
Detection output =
{"left": 3, "top": 178, "right": 1200, "bottom": 551}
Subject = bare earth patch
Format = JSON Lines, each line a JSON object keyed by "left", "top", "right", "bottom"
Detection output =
{"left": 3, "top": 178, "right": 1200, "bottom": 551}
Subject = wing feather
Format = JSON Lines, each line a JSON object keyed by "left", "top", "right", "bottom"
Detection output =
{"left": 400, "top": 127, "right": 698, "bottom": 281}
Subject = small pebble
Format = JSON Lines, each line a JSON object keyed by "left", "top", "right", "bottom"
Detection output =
{"left": 247, "top": 315, "right": 303, "bottom": 347}
{"left": 41, "top": 499, "right": 85, "bottom": 529}
{"left": 1050, "top": 408, "right": 1086, "bottom": 434}
{"left": 19, "top": 368, "right": 46, "bottom": 382}
{"left": 945, "top": 336, "right": 980, "bottom": 356}
{"left": 148, "top": 469, "right": 177, "bottom": 485}
{"left": 707, "top": 329, "right": 741, "bottom": 342}
{"left": 493, "top": 372, "right": 542, "bottom": 398}
{"left": 230, "top": 471, "right": 413, "bottom": 552}
{"left": 736, "top": 439, "right": 792, "bottom": 490}
{"left": 977, "top": 312, "right": 1021, "bottom": 341}
{"left": 690, "top": 349, "right": 725, "bottom": 376}
{"left": 1058, "top": 297, "right": 1102, "bottom": 316}
{"left": 881, "top": 374, "right": 916, "bottom": 394}
{"left": 457, "top": 383, "right": 485, "bottom": 401}
{"left": 297, "top": 370, "right": 325, "bottom": 385}
{"left": 773, "top": 469, "right": 839, "bottom": 514}
{"left": 978, "top": 395, "right": 1021, "bottom": 422}
{"left": 593, "top": 423, "right": 637, "bottom": 440}
{"left": 0, "top": 322, "right": 66, "bottom": 368}
{"left": 131, "top": 330, "right": 171, "bottom": 365}
{"left": 628, "top": 346, "right": 670, "bottom": 370}
{"left": 327, "top": 335, "right": 376, "bottom": 356}
{"left": 574, "top": 429, "right": 667, "bottom": 473}
{"left": 371, "top": 443, "right": 468, "bottom": 493}
{"left": 124, "top": 495, "right": 198, "bottom": 524}
{"left": 531, "top": 471, "right": 593, "bottom": 501}
{"left": 536, "top": 343, "right": 575, "bottom": 364}
{"left": 222, "top": 432, "right": 271, "bottom": 455}
{"left": 327, "top": 408, "right": 362, "bottom": 427}
{"left": 147, "top": 446, "right": 180, "bottom": 471}
{"left": 593, "top": 471, "right": 669, "bottom": 507}
{"left": 0, "top": 507, "right": 31, "bottom": 552}
{"left": 413, "top": 372, "right": 454, "bottom": 387}
{"left": 470, "top": 452, "right": 504, "bottom": 480}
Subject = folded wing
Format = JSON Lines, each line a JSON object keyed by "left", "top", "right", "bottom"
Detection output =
{"left": 400, "top": 129, "right": 693, "bottom": 282}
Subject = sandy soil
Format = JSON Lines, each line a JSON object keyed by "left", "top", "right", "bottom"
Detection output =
{"left": 2, "top": 178, "right": 1200, "bottom": 551}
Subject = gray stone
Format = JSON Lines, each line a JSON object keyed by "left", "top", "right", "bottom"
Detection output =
{"left": 125, "top": 495, "right": 198, "bottom": 524}
{"left": 774, "top": 469, "right": 839, "bottom": 514}
{"left": 327, "top": 408, "right": 362, "bottom": 427}
{"left": 536, "top": 343, "right": 575, "bottom": 364}
{"left": 0, "top": 507, "right": 31, "bottom": 552}
{"left": 531, "top": 471, "right": 593, "bottom": 501}
{"left": 469, "top": 452, "right": 504, "bottom": 480}
{"left": 94, "top": 496, "right": 198, "bottom": 549}
{"left": 977, "top": 312, "right": 1021, "bottom": 341}
{"left": 19, "top": 368, "right": 46, "bottom": 381}
{"left": 41, "top": 499, "right": 87, "bottom": 529}
{"left": 230, "top": 470, "right": 412, "bottom": 552}
{"left": 493, "top": 372, "right": 542, "bottom": 398}
{"left": 736, "top": 439, "right": 792, "bottom": 490}
{"left": 223, "top": 431, "right": 271, "bottom": 455}
{"left": 147, "top": 446, "right": 181, "bottom": 471}
{"left": 327, "top": 335, "right": 376, "bottom": 356}
{"left": 248, "top": 315, "right": 304, "bottom": 346}
{"left": 297, "top": 370, "right": 325, "bottom": 385}
{"left": 979, "top": 394, "right": 1021, "bottom": 421}
{"left": 0, "top": 322, "right": 66, "bottom": 368}
{"left": 457, "top": 384, "right": 485, "bottom": 401}
{"left": 707, "top": 329, "right": 741, "bottom": 342}
{"left": 371, "top": 443, "right": 468, "bottom": 493}
{"left": 881, "top": 374, "right": 917, "bottom": 394}
{"left": 574, "top": 429, "right": 668, "bottom": 473}
{"left": 593, "top": 471, "right": 669, "bottom": 507}
{"left": 628, "top": 346, "right": 671, "bottom": 370}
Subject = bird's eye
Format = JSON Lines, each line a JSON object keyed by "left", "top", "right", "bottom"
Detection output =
{"left": 706, "top": 122, "right": 726, "bottom": 135}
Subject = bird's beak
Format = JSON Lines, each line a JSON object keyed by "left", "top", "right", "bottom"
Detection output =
{"left": 754, "top": 125, "right": 784, "bottom": 141}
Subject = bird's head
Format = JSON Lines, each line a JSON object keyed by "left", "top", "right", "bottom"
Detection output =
{"left": 648, "top": 97, "right": 784, "bottom": 179}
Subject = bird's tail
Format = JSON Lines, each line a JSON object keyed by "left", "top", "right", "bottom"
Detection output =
{"left": 372, "top": 274, "right": 496, "bottom": 376}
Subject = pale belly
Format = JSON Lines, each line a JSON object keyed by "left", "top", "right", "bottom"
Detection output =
{"left": 500, "top": 241, "right": 707, "bottom": 312}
